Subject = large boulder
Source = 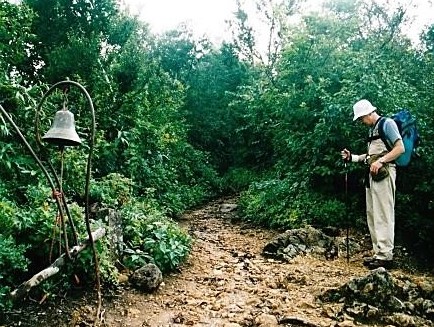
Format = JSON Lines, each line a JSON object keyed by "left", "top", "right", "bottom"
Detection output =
{"left": 319, "top": 267, "right": 434, "bottom": 325}
{"left": 262, "top": 225, "right": 339, "bottom": 261}
{"left": 130, "top": 263, "right": 163, "bottom": 293}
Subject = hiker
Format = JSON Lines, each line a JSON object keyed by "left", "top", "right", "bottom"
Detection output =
{"left": 341, "top": 99, "right": 404, "bottom": 269}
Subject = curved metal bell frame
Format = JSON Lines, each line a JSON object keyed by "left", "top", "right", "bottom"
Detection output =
{"left": 42, "top": 109, "right": 82, "bottom": 146}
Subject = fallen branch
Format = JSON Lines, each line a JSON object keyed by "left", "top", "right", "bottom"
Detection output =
{"left": 10, "top": 228, "right": 106, "bottom": 300}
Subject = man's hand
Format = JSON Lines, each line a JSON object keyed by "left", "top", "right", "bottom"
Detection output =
{"left": 52, "top": 190, "right": 62, "bottom": 199}
{"left": 370, "top": 159, "right": 384, "bottom": 175}
{"left": 341, "top": 149, "right": 351, "bottom": 162}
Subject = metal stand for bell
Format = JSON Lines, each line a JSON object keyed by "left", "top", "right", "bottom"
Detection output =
{"left": 36, "top": 87, "right": 83, "bottom": 253}
{"left": 34, "top": 80, "right": 101, "bottom": 320}
{"left": 35, "top": 82, "right": 96, "bottom": 247}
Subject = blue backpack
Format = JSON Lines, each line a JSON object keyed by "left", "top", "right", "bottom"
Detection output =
{"left": 377, "top": 110, "right": 420, "bottom": 167}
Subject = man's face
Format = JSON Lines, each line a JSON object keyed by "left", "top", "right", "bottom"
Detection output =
{"left": 358, "top": 113, "right": 372, "bottom": 126}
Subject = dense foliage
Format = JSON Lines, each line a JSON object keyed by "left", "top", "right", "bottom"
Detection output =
{"left": 234, "top": 1, "right": 434, "bottom": 268}
{"left": 0, "top": 0, "right": 433, "bottom": 313}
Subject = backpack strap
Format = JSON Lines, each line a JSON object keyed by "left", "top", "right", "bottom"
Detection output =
{"left": 377, "top": 117, "right": 392, "bottom": 151}
{"left": 366, "top": 117, "right": 393, "bottom": 151}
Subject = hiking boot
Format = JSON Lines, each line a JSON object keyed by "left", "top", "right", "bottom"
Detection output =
{"left": 362, "top": 256, "right": 376, "bottom": 267}
{"left": 365, "top": 259, "right": 393, "bottom": 270}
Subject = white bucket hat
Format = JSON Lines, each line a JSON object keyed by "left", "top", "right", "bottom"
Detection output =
{"left": 352, "top": 99, "right": 376, "bottom": 121}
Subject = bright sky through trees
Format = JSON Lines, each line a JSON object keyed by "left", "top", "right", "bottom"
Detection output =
{"left": 7, "top": 0, "right": 434, "bottom": 44}
{"left": 122, "top": 0, "right": 434, "bottom": 45}
{"left": 121, "top": 0, "right": 237, "bottom": 44}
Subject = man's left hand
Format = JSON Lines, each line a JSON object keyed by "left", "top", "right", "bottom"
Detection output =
{"left": 370, "top": 160, "right": 383, "bottom": 175}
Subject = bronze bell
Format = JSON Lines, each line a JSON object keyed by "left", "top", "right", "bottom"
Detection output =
{"left": 42, "top": 109, "right": 82, "bottom": 146}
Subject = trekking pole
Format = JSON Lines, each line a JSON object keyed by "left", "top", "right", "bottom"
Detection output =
{"left": 344, "top": 161, "right": 349, "bottom": 263}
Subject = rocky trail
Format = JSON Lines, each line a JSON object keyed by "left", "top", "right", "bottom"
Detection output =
{"left": 3, "top": 197, "right": 434, "bottom": 327}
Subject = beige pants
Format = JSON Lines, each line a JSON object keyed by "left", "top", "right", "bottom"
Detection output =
{"left": 365, "top": 166, "right": 396, "bottom": 260}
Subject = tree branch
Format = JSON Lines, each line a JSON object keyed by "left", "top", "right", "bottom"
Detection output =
{"left": 10, "top": 228, "right": 106, "bottom": 301}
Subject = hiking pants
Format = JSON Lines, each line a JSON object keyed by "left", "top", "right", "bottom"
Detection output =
{"left": 365, "top": 166, "right": 396, "bottom": 261}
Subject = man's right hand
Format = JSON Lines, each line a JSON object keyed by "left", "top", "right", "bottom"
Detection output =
{"left": 341, "top": 148, "right": 351, "bottom": 162}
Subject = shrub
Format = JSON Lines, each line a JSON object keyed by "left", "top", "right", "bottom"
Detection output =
{"left": 158, "top": 183, "right": 209, "bottom": 217}
{"left": 0, "top": 235, "right": 29, "bottom": 310}
{"left": 90, "top": 173, "right": 132, "bottom": 208}
{"left": 221, "top": 167, "right": 260, "bottom": 193}
{"left": 0, "top": 198, "right": 18, "bottom": 236}
{"left": 121, "top": 200, "right": 192, "bottom": 273}
{"left": 238, "top": 176, "right": 348, "bottom": 230}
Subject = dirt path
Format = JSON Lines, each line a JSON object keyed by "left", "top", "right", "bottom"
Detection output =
{"left": 102, "top": 197, "right": 372, "bottom": 327}
{"left": 5, "top": 197, "right": 432, "bottom": 327}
